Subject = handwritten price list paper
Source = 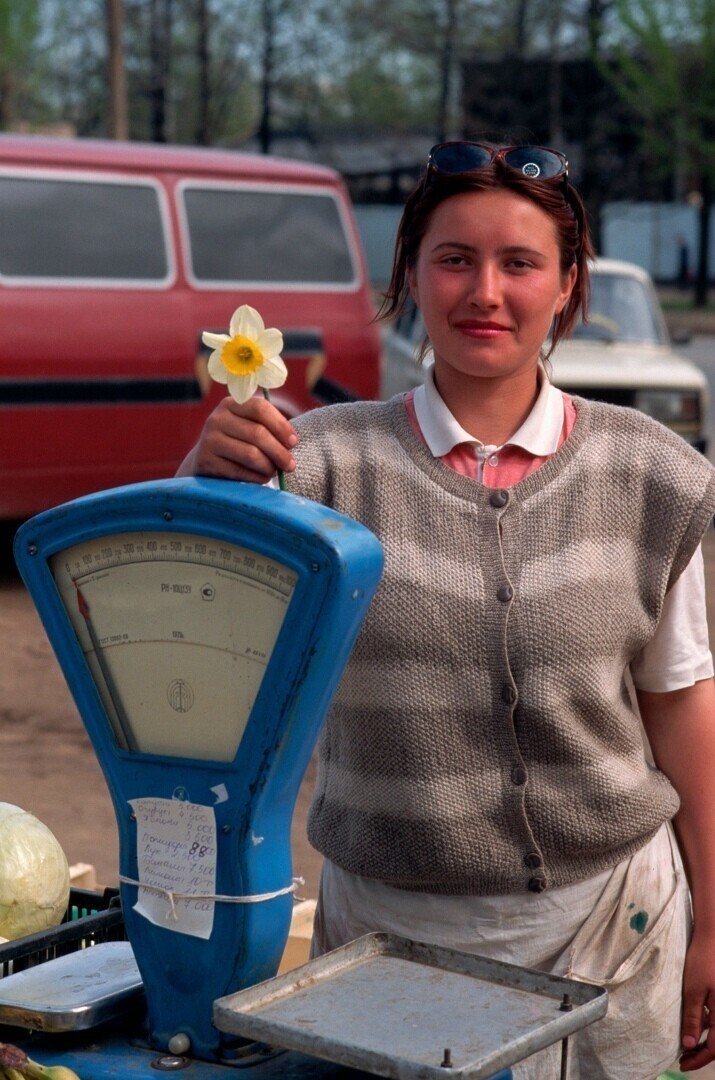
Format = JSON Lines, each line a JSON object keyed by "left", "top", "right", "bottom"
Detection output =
{"left": 129, "top": 797, "right": 217, "bottom": 939}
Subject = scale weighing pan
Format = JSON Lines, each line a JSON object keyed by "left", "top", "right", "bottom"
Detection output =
{"left": 214, "top": 932, "right": 608, "bottom": 1080}
{"left": 0, "top": 943, "right": 143, "bottom": 1032}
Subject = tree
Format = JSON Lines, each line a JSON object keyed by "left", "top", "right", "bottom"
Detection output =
{"left": 257, "top": 0, "right": 276, "bottom": 152}
{"left": 435, "top": 0, "right": 460, "bottom": 142}
{"left": 0, "top": 0, "right": 40, "bottom": 128}
{"left": 36, "top": 0, "right": 109, "bottom": 137}
{"left": 195, "top": 0, "right": 209, "bottom": 144}
{"left": 605, "top": 0, "right": 715, "bottom": 306}
{"left": 148, "top": 0, "right": 172, "bottom": 142}
{"left": 338, "top": 0, "right": 489, "bottom": 141}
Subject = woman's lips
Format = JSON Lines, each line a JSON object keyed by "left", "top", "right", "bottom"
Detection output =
{"left": 455, "top": 320, "right": 511, "bottom": 338}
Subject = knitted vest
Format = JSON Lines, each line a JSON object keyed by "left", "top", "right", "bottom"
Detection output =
{"left": 288, "top": 396, "right": 715, "bottom": 895}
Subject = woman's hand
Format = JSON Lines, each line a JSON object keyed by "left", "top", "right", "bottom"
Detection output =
{"left": 176, "top": 395, "right": 298, "bottom": 484}
{"left": 679, "top": 926, "right": 715, "bottom": 1071}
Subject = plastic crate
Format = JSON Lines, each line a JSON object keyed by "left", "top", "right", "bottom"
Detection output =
{"left": 0, "top": 887, "right": 126, "bottom": 978}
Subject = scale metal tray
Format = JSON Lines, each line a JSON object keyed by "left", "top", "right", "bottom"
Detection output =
{"left": 214, "top": 933, "right": 608, "bottom": 1080}
{"left": 0, "top": 941, "right": 143, "bottom": 1032}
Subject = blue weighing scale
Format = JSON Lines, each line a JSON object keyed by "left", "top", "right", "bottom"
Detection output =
{"left": 4, "top": 478, "right": 606, "bottom": 1079}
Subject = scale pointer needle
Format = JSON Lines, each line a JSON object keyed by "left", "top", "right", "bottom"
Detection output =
{"left": 75, "top": 583, "right": 139, "bottom": 753}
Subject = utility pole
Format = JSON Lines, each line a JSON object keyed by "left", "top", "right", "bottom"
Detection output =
{"left": 257, "top": 0, "right": 275, "bottom": 154}
{"left": 547, "top": 0, "right": 563, "bottom": 146}
{"left": 437, "top": 0, "right": 458, "bottom": 143}
{"left": 106, "top": 0, "right": 128, "bottom": 140}
{"left": 149, "top": 0, "right": 172, "bottom": 143}
{"left": 196, "top": 0, "right": 210, "bottom": 145}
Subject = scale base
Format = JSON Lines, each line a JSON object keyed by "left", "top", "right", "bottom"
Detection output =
{"left": 1, "top": 1031, "right": 504, "bottom": 1079}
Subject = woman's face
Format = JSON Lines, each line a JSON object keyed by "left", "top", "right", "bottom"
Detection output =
{"left": 409, "top": 189, "right": 577, "bottom": 390}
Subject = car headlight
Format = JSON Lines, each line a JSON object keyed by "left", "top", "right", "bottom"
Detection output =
{"left": 633, "top": 389, "right": 701, "bottom": 424}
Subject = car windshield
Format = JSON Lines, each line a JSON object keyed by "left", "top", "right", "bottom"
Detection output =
{"left": 571, "top": 272, "right": 665, "bottom": 345}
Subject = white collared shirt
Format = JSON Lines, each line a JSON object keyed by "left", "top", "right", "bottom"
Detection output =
{"left": 414, "top": 364, "right": 563, "bottom": 477}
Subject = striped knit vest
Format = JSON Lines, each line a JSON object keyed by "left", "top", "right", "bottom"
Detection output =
{"left": 287, "top": 395, "right": 715, "bottom": 895}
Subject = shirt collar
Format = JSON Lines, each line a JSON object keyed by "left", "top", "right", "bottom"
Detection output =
{"left": 413, "top": 363, "right": 564, "bottom": 458}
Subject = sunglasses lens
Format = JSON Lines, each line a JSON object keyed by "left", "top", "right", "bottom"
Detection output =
{"left": 428, "top": 143, "right": 568, "bottom": 185}
{"left": 430, "top": 143, "right": 494, "bottom": 174}
{"left": 502, "top": 147, "right": 566, "bottom": 179}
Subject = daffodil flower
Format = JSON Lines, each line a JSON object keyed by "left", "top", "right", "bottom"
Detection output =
{"left": 202, "top": 305, "right": 289, "bottom": 489}
{"left": 202, "top": 305, "right": 287, "bottom": 405}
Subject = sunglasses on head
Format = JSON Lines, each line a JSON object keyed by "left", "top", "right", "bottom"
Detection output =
{"left": 426, "top": 141, "right": 569, "bottom": 190}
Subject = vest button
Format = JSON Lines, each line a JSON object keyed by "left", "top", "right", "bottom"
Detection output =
{"left": 524, "top": 851, "right": 542, "bottom": 869}
{"left": 511, "top": 765, "right": 527, "bottom": 785}
{"left": 489, "top": 489, "right": 509, "bottom": 508}
{"left": 502, "top": 684, "right": 517, "bottom": 704}
{"left": 528, "top": 876, "right": 547, "bottom": 893}
{"left": 497, "top": 584, "right": 513, "bottom": 602}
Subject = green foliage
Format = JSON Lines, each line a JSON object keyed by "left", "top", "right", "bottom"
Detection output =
{"left": 607, "top": 0, "right": 715, "bottom": 181}
{"left": 0, "top": 0, "right": 40, "bottom": 127}
{"left": 29, "top": 0, "right": 107, "bottom": 135}
{"left": 13, "top": 0, "right": 595, "bottom": 144}
{"left": 0, "top": 0, "right": 39, "bottom": 76}
{"left": 9, "top": 0, "right": 712, "bottom": 158}
{"left": 604, "top": 0, "right": 715, "bottom": 302}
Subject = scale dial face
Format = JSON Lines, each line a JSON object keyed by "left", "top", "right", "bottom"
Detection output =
{"left": 50, "top": 531, "right": 297, "bottom": 762}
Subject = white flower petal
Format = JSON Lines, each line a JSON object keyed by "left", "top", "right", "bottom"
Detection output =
{"left": 226, "top": 371, "right": 259, "bottom": 404}
{"left": 256, "top": 328, "right": 284, "bottom": 359}
{"left": 207, "top": 351, "right": 229, "bottom": 383}
{"left": 258, "top": 355, "right": 288, "bottom": 389}
{"left": 230, "top": 305, "right": 264, "bottom": 340}
{"left": 202, "top": 332, "right": 228, "bottom": 350}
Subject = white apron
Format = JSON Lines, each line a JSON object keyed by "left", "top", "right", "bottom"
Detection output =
{"left": 311, "top": 823, "right": 690, "bottom": 1079}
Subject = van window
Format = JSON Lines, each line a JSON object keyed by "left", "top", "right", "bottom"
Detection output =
{"left": 180, "top": 183, "right": 356, "bottom": 288}
{"left": 0, "top": 173, "right": 170, "bottom": 283}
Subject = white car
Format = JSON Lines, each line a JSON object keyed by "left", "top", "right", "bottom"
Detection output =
{"left": 381, "top": 257, "right": 708, "bottom": 454}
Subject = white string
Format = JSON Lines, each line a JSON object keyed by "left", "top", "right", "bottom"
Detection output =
{"left": 118, "top": 874, "right": 304, "bottom": 922}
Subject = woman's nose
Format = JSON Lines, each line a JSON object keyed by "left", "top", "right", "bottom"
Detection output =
{"left": 468, "top": 263, "right": 502, "bottom": 307}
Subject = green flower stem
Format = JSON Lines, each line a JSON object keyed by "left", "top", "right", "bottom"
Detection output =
{"left": 262, "top": 388, "right": 286, "bottom": 491}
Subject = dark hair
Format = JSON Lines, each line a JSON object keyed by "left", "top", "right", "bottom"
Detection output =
{"left": 379, "top": 157, "right": 594, "bottom": 359}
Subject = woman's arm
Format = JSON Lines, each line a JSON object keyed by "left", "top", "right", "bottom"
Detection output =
{"left": 176, "top": 395, "right": 298, "bottom": 482}
{"left": 638, "top": 677, "right": 715, "bottom": 1072}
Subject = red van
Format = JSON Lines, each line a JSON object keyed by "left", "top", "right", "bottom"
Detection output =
{"left": 0, "top": 135, "right": 381, "bottom": 518}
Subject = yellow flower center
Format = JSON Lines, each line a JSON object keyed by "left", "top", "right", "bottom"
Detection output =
{"left": 221, "top": 335, "right": 263, "bottom": 376}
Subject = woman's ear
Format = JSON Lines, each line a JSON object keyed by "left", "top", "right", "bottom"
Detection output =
{"left": 555, "top": 264, "right": 578, "bottom": 315}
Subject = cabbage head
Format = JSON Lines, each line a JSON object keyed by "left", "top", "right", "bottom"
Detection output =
{"left": 0, "top": 802, "right": 70, "bottom": 940}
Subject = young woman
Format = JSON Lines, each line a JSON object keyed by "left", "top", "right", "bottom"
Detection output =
{"left": 178, "top": 143, "right": 715, "bottom": 1078}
